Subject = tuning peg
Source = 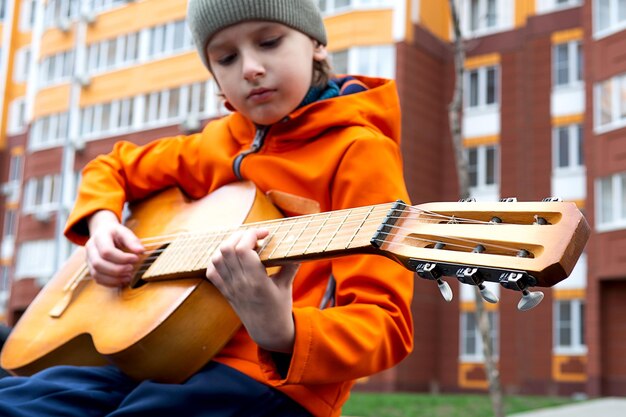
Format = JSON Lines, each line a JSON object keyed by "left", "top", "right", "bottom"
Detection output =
{"left": 437, "top": 278, "right": 453, "bottom": 302}
{"left": 518, "top": 289, "right": 544, "bottom": 311}
{"left": 478, "top": 283, "right": 499, "bottom": 304}
{"left": 413, "top": 262, "right": 454, "bottom": 303}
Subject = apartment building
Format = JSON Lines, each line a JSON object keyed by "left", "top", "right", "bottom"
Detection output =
{"left": 0, "top": 0, "right": 623, "bottom": 398}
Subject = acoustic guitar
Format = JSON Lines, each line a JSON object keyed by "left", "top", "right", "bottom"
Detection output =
{"left": 0, "top": 181, "right": 590, "bottom": 383}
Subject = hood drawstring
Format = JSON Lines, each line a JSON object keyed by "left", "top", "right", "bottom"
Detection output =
{"left": 232, "top": 126, "right": 269, "bottom": 180}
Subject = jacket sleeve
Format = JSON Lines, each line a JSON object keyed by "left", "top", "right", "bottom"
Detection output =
{"left": 258, "top": 133, "right": 414, "bottom": 385}
{"left": 64, "top": 132, "right": 219, "bottom": 245}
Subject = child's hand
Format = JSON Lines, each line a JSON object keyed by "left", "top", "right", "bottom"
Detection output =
{"left": 85, "top": 210, "right": 145, "bottom": 288}
{"left": 206, "top": 229, "right": 299, "bottom": 353}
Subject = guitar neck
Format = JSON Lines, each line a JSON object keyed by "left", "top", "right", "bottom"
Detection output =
{"left": 141, "top": 202, "right": 397, "bottom": 281}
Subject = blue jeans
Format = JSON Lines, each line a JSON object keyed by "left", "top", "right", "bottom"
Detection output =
{"left": 0, "top": 362, "right": 311, "bottom": 417}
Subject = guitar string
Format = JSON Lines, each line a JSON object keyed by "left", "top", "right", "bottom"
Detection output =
{"left": 134, "top": 203, "right": 528, "bottom": 253}
{"left": 69, "top": 204, "right": 540, "bottom": 283}
{"left": 133, "top": 204, "right": 496, "bottom": 245}
{"left": 130, "top": 214, "right": 531, "bottom": 275}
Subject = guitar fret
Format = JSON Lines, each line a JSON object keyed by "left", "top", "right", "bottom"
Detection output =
{"left": 302, "top": 212, "right": 332, "bottom": 255}
{"left": 267, "top": 219, "right": 296, "bottom": 260}
{"left": 345, "top": 205, "right": 376, "bottom": 249}
{"left": 324, "top": 209, "right": 353, "bottom": 252}
{"left": 283, "top": 216, "right": 314, "bottom": 259}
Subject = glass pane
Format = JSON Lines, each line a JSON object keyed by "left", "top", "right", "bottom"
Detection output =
{"left": 577, "top": 42, "right": 583, "bottom": 81}
{"left": 620, "top": 0, "right": 626, "bottom": 22}
{"left": 558, "top": 127, "right": 569, "bottom": 168}
{"left": 577, "top": 125, "right": 584, "bottom": 165}
{"left": 470, "top": 0, "right": 479, "bottom": 31}
{"left": 469, "top": 71, "right": 479, "bottom": 107}
{"left": 600, "top": 79, "right": 613, "bottom": 126}
{"left": 486, "top": 67, "right": 497, "bottom": 104}
{"left": 467, "top": 148, "right": 478, "bottom": 187}
{"left": 579, "top": 302, "right": 585, "bottom": 346}
{"left": 168, "top": 88, "right": 181, "bottom": 119}
{"left": 620, "top": 76, "right": 626, "bottom": 120}
{"left": 336, "top": 0, "right": 351, "bottom": 9}
{"left": 597, "top": 0, "right": 611, "bottom": 32}
{"left": 555, "top": 44, "right": 569, "bottom": 85}
{"left": 173, "top": 21, "right": 186, "bottom": 51}
{"left": 331, "top": 50, "right": 348, "bottom": 75}
{"left": 485, "top": 146, "right": 496, "bottom": 185}
{"left": 486, "top": 0, "right": 497, "bottom": 27}
{"left": 621, "top": 173, "right": 626, "bottom": 219}
{"left": 600, "top": 177, "right": 614, "bottom": 223}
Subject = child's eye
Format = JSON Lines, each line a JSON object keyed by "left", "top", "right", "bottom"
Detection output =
{"left": 260, "top": 36, "right": 282, "bottom": 48}
{"left": 217, "top": 53, "right": 237, "bottom": 66}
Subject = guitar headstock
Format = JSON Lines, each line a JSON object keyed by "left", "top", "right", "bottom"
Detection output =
{"left": 374, "top": 198, "right": 590, "bottom": 310}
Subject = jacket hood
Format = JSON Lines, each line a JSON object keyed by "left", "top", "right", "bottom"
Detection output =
{"left": 224, "top": 76, "right": 401, "bottom": 150}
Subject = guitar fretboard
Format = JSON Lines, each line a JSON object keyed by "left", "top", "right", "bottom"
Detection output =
{"left": 141, "top": 202, "right": 397, "bottom": 280}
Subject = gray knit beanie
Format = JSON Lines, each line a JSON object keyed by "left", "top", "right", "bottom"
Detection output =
{"left": 187, "top": 0, "right": 328, "bottom": 71}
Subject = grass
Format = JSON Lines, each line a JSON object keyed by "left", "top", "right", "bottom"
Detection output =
{"left": 341, "top": 392, "right": 574, "bottom": 417}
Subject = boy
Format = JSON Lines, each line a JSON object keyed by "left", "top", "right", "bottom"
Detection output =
{"left": 0, "top": 1, "right": 414, "bottom": 416}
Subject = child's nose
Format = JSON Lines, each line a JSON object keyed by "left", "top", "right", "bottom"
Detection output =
{"left": 242, "top": 53, "right": 265, "bottom": 81}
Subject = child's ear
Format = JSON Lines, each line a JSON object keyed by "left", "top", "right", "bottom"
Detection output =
{"left": 313, "top": 41, "right": 328, "bottom": 62}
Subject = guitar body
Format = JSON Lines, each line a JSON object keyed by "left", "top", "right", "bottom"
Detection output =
{"left": 1, "top": 182, "right": 284, "bottom": 383}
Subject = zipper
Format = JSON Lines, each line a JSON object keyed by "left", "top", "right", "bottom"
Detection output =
{"left": 232, "top": 125, "right": 269, "bottom": 180}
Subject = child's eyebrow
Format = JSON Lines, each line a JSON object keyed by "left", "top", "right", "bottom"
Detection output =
{"left": 207, "top": 23, "right": 284, "bottom": 52}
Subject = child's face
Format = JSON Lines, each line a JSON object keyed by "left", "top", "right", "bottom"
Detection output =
{"left": 207, "top": 21, "right": 327, "bottom": 125}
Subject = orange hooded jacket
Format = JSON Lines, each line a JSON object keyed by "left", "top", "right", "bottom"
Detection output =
{"left": 64, "top": 75, "right": 414, "bottom": 417}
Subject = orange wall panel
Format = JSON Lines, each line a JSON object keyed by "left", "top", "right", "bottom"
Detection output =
{"left": 325, "top": 9, "right": 394, "bottom": 51}
{"left": 33, "top": 84, "right": 71, "bottom": 117}
{"left": 419, "top": 0, "right": 451, "bottom": 42}
{"left": 80, "top": 52, "right": 209, "bottom": 107}
{"left": 86, "top": 0, "right": 187, "bottom": 44}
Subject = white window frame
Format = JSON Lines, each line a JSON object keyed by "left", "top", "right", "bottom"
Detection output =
{"left": 19, "top": 0, "right": 36, "bottom": 31}
{"left": 595, "top": 171, "right": 626, "bottom": 231}
{"left": 317, "top": 0, "right": 391, "bottom": 15}
{"left": 460, "top": 310, "right": 499, "bottom": 362}
{"left": 552, "top": 124, "right": 584, "bottom": 173}
{"left": 466, "top": 144, "right": 499, "bottom": 193}
{"left": 594, "top": 0, "right": 626, "bottom": 39}
{"left": 465, "top": 65, "right": 499, "bottom": 110}
{"left": 553, "top": 41, "right": 583, "bottom": 89}
{"left": 14, "top": 239, "right": 56, "bottom": 283}
{"left": 594, "top": 73, "right": 626, "bottom": 133}
{"left": 13, "top": 46, "right": 31, "bottom": 83}
{"left": 23, "top": 174, "right": 61, "bottom": 214}
{"left": 8, "top": 98, "right": 27, "bottom": 135}
{"left": 329, "top": 45, "right": 396, "bottom": 78}
{"left": 553, "top": 299, "right": 586, "bottom": 355}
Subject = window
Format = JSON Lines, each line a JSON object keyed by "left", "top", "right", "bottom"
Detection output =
{"left": 44, "top": 0, "right": 80, "bottom": 28}
{"left": 595, "top": 73, "right": 626, "bottom": 132}
{"left": 0, "top": 0, "right": 6, "bottom": 21}
{"left": 554, "top": 299, "right": 586, "bottom": 353}
{"left": 15, "top": 240, "right": 56, "bottom": 282}
{"left": 8, "top": 154, "right": 24, "bottom": 183}
{"left": 2, "top": 210, "right": 17, "bottom": 240}
{"left": 461, "top": 311, "right": 499, "bottom": 360}
{"left": 596, "top": 172, "right": 626, "bottom": 229}
{"left": 553, "top": 41, "right": 583, "bottom": 87}
{"left": 317, "top": 0, "right": 391, "bottom": 14}
{"left": 595, "top": 0, "right": 626, "bottom": 37}
{"left": 8, "top": 98, "right": 27, "bottom": 135}
{"left": 14, "top": 47, "right": 31, "bottom": 83}
{"left": 29, "top": 112, "right": 69, "bottom": 149}
{"left": 466, "top": 145, "right": 498, "bottom": 190}
{"left": 146, "top": 20, "right": 194, "bottom": 60}
{"left": 19, "top": 0, "right": 36, "bottom": 30}
{"left": 0, "top": 266, "right": 10, "bottom": 293}
{"left": 40, "top": 50, "right": 75, "bottom": 86}
{"left": 329, "top": 46, "right": 395, "bottom": 78}
{"left": 465, "top": 66, "right": 499, "bottom": 109}
{"left": 23, "top": 174, "right": 61, "bottom": 213}
{"left": 553, "top": 124, "right": 584, "bottom": 171}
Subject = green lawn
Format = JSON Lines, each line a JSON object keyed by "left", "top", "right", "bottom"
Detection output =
{"left": 341, "top": 392, "right": 574, "bottom": 417}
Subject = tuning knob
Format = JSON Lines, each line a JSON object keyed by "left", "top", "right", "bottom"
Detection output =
{"left": 517, "top": 289, "right": 544, "bottom": 311}
{"left": 437, "top": 278, "right": 453, "bottom": 302}
{"left": 478, "top": 283, "right": 499, "bottom": 304}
